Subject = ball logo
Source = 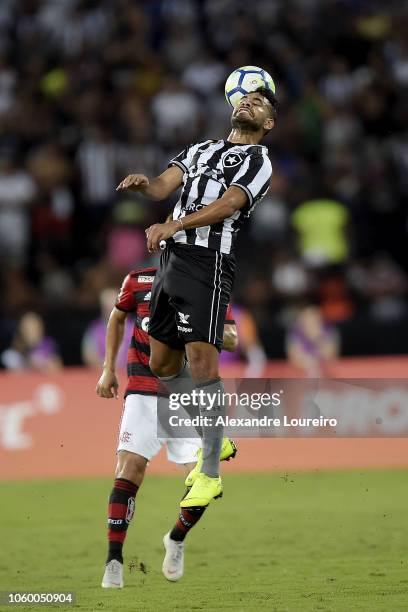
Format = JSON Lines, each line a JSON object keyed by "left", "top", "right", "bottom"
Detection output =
{"left": 223, "top": 152, "right": 244, "bottom": 168}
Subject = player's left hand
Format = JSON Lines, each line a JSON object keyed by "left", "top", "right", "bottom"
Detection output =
{"left": 145, "top": 221, "right": 179, "bottom": 253}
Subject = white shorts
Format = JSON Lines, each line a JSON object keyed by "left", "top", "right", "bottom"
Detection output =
{"left": 117, "top": 393, "right": 201, "bottom": 464}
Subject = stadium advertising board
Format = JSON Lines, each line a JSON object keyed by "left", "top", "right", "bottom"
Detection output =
{"left": 1, "top": 362, "right": 408, "bottom": 479}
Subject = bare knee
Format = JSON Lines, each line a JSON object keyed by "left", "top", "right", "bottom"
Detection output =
{"left": 149, "top": 355, "right": 177, "bottom": 378}
{"left": 149, "top": 338, "right": 184, "bottom": 377}
{"left": 116, "top": 451, "right": 147, "bottom": 487}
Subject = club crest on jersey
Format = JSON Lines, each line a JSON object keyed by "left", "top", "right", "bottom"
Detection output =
{"left": 144, "top": 291, "right": 151, "bottom": 301}
{"left": 222, "top": 152, "right": 244, "bottom": 168}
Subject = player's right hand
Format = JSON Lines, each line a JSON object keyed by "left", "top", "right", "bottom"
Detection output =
{"left": 116, "top": 174, "right": 149, "bottom": 191}
{"left": 96, "top": 370, "right": 119, "bottom": 399}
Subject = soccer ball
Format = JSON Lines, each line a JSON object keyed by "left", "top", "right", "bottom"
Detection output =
{"left": 225, "top": 66, "right": 276, "bottom": 108}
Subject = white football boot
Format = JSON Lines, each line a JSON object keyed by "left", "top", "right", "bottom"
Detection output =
{"left": 162, "top": 532, "right": 184, "bottom": 581}
{"left": 101, "top": 559, "right": 124, "bottom": 588}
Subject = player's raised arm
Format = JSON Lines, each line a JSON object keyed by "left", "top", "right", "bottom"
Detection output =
{"left": 96, "top": 307, "right": 128, "bottom": 399}
{"left": 116, "top": 166, "right": 183, "bottom": 201}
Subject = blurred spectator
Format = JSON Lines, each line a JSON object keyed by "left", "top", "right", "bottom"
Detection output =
{"left": 163, "top": 19, "right": 201, "bottom": 72}
{"left": 28, "top": 142, "right": 74, "bottom": 256}
{"left": 81, "top": 287, "right": 133, "bottom": 368}
{"left": 271, "top": 252, "right": 311, "bottom": 299}
{"left": 250, "top": 170, "right": 290, "bottom": 245}
{"left": 36, "top": 252, "right": 74, "bottom": 305}
{"left": 349, "top": 255, "right": 408, "bottom": 322}
{"left": 320, "top": 56, "right": 370, "bottom": 108}
{"left": 77, "top": 126, "right": 118, "bottom": 213}
{"left": 1, "top": 311, "right": 62, "bottom": 371}
{"left": 0, "top": 55, "right": 16, "bottom": 116}
{"left": 323, "top": 106, "right": 362, "bottom": 151}
{"left": 75, "top": 259, "right": 114, "bottom": 310}
{"left": 151, "top": 79, "right": 201, "bottom": 145}
{"left": 106, "top": 200, "right": 148, "bottom": 274}
{"left": 318, "top": 275, "right": 355, "bottom": 324}
{"left": 320, "top": 57, "right": 356, "bottom": 107}
{"left": 1, "top": 266, "right": 39, "bottom": 315}
{"left": 291, "top": 197, "right": 350, "bottom": 267}
{"left": 286, "top": 306, "right": 340, "bottom": 377}
{"left": 389, "top": 39, "right": 408, "bottom": 86}
{"left": 182, "top": 51, "right": 226, "bottom": 98}
{"left": 0, "top": 154, "right": 36, "bottom": 265}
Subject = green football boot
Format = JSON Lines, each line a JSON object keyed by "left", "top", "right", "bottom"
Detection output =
{"left": 184, "top": 437, "right": 237, "bottom": 488}
{"left": 180, "top": 473, "right": 223, "bottom": 508}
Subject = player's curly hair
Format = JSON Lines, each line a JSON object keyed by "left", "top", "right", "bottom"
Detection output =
{"left": 256, "top": 86, "right": 278, "bottom": 121}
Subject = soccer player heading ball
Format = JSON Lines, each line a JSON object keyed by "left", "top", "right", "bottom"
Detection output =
{"left": 117, "top": 86, "right": 276, "bottom": 507}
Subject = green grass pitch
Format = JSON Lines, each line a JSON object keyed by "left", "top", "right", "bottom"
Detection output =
{"left": 1, "top": 470, "right": 407, "bottom": 611}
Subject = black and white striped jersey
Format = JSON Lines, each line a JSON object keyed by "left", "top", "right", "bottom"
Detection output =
{"left": 168, "top": 139, "right": 272, "bottom": 254}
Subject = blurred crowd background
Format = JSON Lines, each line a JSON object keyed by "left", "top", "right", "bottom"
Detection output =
{"left": 1, "top": 0, "right": 408, "bottom": 370}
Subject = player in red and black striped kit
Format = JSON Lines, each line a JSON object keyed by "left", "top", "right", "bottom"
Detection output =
{"left": 96, "top": 267, "right": 237, "bottom": 587}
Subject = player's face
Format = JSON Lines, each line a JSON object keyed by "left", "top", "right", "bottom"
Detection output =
{"left": 231, "top": 92, "right": 274, "bottom": 133}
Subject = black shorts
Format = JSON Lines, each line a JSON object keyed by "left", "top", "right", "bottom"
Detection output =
{"left": 149, "top": 242, "right": 235, "bottom": 350}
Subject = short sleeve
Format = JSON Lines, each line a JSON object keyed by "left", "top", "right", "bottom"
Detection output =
{"left": 115, "top": 274, "right": 137, "bottom": 312}
{"left": 230, "top": 151, "right": 272, "bottom": 208}
{"left": 225, "top": 303, "right": 235, "bottom": 325}
{"left": 168, "top": 145, "right": 193, "bottom": 174}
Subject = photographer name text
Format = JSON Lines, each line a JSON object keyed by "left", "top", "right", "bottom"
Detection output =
{"left": 168, "top": 415, "right": 337, "bottom": 428}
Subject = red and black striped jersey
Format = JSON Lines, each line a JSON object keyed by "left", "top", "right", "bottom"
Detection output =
{"left": 115, "top": 267, "right": 235, "bottom": 397}
{"left": 115, "top": 267, "right": 158, "bottom": 397}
